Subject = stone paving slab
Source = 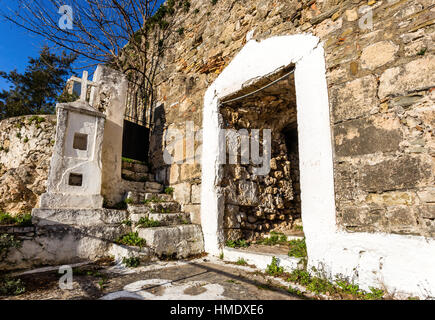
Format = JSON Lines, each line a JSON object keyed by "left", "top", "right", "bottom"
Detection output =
{"left": 1, "top": 258, "right": 303, "bottom": 300}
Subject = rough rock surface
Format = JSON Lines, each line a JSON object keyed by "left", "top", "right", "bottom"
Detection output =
{"left": 0, "top": 115, "right": 56, "bottom": 214}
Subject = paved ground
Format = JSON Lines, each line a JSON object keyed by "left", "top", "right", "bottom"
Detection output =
{"left": 1, "top": 258, "right": 305, "bottom": 300}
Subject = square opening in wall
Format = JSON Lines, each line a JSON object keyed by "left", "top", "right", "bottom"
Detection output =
{"left": 73, "top": 133, "right": 88, "bottom": 151}
{"left": 68, "top": 173, "right": 83, "bottom": 186}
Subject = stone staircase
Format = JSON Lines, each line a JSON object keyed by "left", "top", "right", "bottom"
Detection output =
{"left": 109, "top": 160, "right": 204, "bottom": 265}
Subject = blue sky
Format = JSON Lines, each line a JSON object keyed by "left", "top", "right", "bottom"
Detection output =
{"left": 0, "top": 0, "right": 166, "bottom": 92}
{"left": 0, "top": 16, "right": 46, "bottom": 91}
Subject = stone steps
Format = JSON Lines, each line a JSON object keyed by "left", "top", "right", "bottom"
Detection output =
{"left": 125, "top": 191, "right": 173, "bottom": 204}
{"left": 131, "top": 212, "right": 192, "bottom": 227}
{"left": 122, "top": 161, "right": 149, "bottom": 173}
{"left": 108, "top": 243, "right": 154, "bottom": 265}
{"left": 137, "top": 224, "right": 204, "bottom": 259}
{"left": 128, "top": 202, "right": 181, "bottom": 214}
{"left": 122, "top": 181, "right": 164, "bottom": 194}
{"left": 122, "top": 169, "right": 155, "bottom": 183}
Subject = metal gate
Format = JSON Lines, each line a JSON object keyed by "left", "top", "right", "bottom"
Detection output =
{"left": 122, "top": 120, "right": 150, "bottom": 163}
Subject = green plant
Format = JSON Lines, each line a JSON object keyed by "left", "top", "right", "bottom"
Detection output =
{"left": 183, "top": 0, "right": 191, "bottom": 12}
{"left": 121, "top": 220, "right": 132, "bottom": 227}
{"left": 256, "top": 232, "right": 288, "bottom": 246}
{"left": 144, "top": 196, "right": 164, "bottom": 204}
{"left": 23, "top": 137, "right": 29, "bottom": 143}
{"left": 28, "top": 116, "right": 45, "bottom": 125}
{"left": 16, "top": 132, "right": 22, "bottom": 139}
{"left": 0, "top": 277, "right": 26, "bottom": 296}
{"left": 336, "top": 279, "right": 361, "bottom": 295}
{"left": 124, "top": 198, "right": 134, "bottom": 205}
{"left": 122, "top": 257, "right": 141, "bottom": 268}
{"left": 0, "top": 212, "right": 16, "bottom": 225}
{"left": 15, "top": 213, "right": 33, "bottom": 227}
{"left": 236, "top": 258, "right": 247, "bottom": 266}
{"left": 294, "top": 225, "right": 303, "bottom": 231}
{"left": 177, "top": 27, "right": 185, "bottom": 35}
{"left": 288, "top": 238, "right": 307, "bottom": 258}
{"left": 417, "top": 48, "right": 427, "bottom": 56}
{"left": 211, "top": 0, "right": 218, "bottom": 5}
{"left": 98, "top": 276, "right": 109, "bottom": 290}
{"left": 266, "top": 257, "right": 284, "bottom": 276}
{"left": 225, "top": 239, "right": 250, "bottom": 248}
{"left": 0, "top": 213, "right": 32, "bottom": 227}
{"left": 136, "top": 217, "right": 161, "bottom": 228}
{"left": 363, "top": 287, "right": 385, "bottom": 300}
{"left": 115, "top": 232, "right": 146, "bottom": 247}
{"left": 0, "top": 234, "right": 22, "bottom": 261}
{"left": 164, "top": 187, "right": 174, "bottom": 195}
{"left": 219, "top": 252, "right": 224, "bottom": 260}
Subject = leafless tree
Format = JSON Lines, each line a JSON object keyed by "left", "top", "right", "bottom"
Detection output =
{"left": 1, "top": 0, "right": 185, "bottom": 126}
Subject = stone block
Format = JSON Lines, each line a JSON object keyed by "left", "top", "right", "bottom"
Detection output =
{"left": 191, "top": 184, "right": 201, "bottom": 204}
{"left": 418, "top": 188, "right": 435, "bottom": 203}
{"left": 183, "top": 204, "right": 201, "bottom": 225}
{"left": 180, "top": 163, "right": 201, "bottom": 181}
{"left": 173, "top": 182, "right": 191, "bottom": 205}
{"left": 385, "top": 206, "right": 418, "bottom": 234}
{"left": 361, "top": 41, "right": 398, "bottom": 70}
{"left": 224, "top": 204, "right": 240, "bottom": 229}
{"left": 334, "top": 115, "right": 403, "bottom": 157}
{"left": 237, "top": 180, "right": 259, "bottom": 206}
{"left": 359, "top": 155, "right": 432, "bottom": 192}
{"left": 331, "top": 75, "right": 379, "bottom": 122}
{"left": 169, "top": 165, "right": 179, "bottom": 184}
{"left": 379, "top": 55, "right": 435, "bottom": 99}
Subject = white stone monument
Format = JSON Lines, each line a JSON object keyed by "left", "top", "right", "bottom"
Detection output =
{"left": 39, "top": 72, "right": 106, "bottom": 209}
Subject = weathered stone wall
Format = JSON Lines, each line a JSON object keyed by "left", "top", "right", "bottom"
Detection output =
{"left": 220, "top": 75, "right": 302, "bottom": 241}
{"left": 0, "top": 115, "right": 56, "bottom": 214}
{"left": 137, "top": 0, "right": 434, "bottom": 237}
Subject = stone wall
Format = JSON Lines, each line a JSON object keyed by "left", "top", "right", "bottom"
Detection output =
{"left": 140, "top": 0, "right": 434, "bottom": 238}
{"left": 0, "top": 115, "right": 56, "bottom": 214}
{"left": 220, "top": 74, "right": 301, "bottom": 241}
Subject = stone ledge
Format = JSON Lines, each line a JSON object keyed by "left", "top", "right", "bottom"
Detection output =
{"left": 222, "top": 247, "right": 303, "bottom": 273}
{"left": 32, "top": 208, "right": 128, "bottom": 227}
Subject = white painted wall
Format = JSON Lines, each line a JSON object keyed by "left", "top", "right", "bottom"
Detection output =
{"left": 201, "top": 34, "right": 435, "bottom": 299}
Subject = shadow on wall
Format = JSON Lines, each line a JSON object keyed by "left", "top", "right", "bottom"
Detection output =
{"left": 149, "top": 103, "right": 168, "bottom": 185}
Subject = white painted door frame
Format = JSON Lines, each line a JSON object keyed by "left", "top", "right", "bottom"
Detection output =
{"left": 200, "top": 34, "right": 335, "bottom": 255}
{"left": 201, "top": 34, "right": 435, "bottom": 298}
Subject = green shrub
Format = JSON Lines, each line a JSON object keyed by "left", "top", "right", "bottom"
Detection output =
{"left": 27, "top": 116, "right": 45, "bottom": 125}
{"left": 288, "top": 238, "right": 307, "bottom": 258}
{"left": 236, "top": 258, "right": 247, "bottom": 266}
{"left": 122, "top": 257, "right": 141, "bottom": 268}
{"left": 266, "top": 257, "right": 284, "bottom": 276}
{"left": 115, "top": 232, "right": 146, "bottom": 247}
{"left": 0, "top": 234, "right": 22, "bottom": 261}
{"left": 0, "top": 277, "right": 26, "bottom": 296}
{"left": 164, "top": 187, "right": 174, "bottom": 195}
{"left": 0, "top": 213, "right": 32, "bottom": 227}
{"left": 0, "top": 213, "right": 16, "bottom": 225}
{"left": 136, "top": 217, "right": 161, "bottom": 228}
{"left": 257, "top": 232, "right": 288, "bottom": 246}
{"left": 225, "top": 239, "right": 249, "bottom": 248}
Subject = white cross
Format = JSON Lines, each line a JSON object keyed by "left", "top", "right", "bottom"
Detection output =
{"left": 69, "top": 71, "right": 98, "bottom": 102}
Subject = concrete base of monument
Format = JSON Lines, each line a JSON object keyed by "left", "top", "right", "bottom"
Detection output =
{"left": 39, "top": 193, "right": 104, "bottom": 210}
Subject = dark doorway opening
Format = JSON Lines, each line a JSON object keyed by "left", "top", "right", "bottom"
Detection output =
{"left": 282, "top": 123, "right": 302, "bottom": 225}
{"left": 122, "top": 120, "right": 150, "bottom": 163}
